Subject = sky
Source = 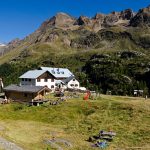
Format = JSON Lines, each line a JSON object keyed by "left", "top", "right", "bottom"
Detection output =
{"left": 0, "top": 0, "right": 149, "bottom": 43}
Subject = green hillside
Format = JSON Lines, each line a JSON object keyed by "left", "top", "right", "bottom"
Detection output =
{"left": 0, "top": 6, "right": 150, "bottom": 95}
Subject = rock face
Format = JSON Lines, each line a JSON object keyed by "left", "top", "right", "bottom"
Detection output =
{"left": 92, "top": 14, "right": 105, "bottom": 31}
{"left": 39, "top": 13, "right": 75, "bottom": 30}
{"left": 63, "top": 38, "right": 71, "bottom": 46}
{"left": 103, "top": 10, "right": 134, "bottom": 27}
{"left": 75, "top": 9, "right": 134, "bottom": 30}
{"left": 0, "top": 39, "right": 21, "bottom": 56}
{"left": 120, "top": 51, "right": 145, "bottom": 59}
{"left": 8, "top": 38, "right": 21, "bottom": 48}
{"left": 103, "top": 12, "right": 120, "bottom": 27}
{"left": 38, "top": 8, "right": 137, "bottom": 33}
{"left": 75, "top": 16, "right": 92, "bottom": 26}
{"left": 130, "top": 5, "right": 150, "bottom": 27}
{"left": 54, "top": 13, "right": 75, "bottom": 27}
{"left": 120, "top": 9, "right": 134, "bottom": 20}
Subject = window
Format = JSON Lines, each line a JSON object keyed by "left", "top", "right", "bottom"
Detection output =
{"left": 75, "top": 84, "right": 78, "bottom": 87}
{"left": 44, "top": 78, "right": 48, "bottom": 82}
{"left": 28, "top": 79, "right": 31, "bottom": 82}
{"left": 25, "top": 78, "right": 28, "bottom": 81}
{"left": 37, "top": 78, "right": 40, "bottom": 82}
{"left": 51, "top": 79, "right": 54, "bottom": 82}
{"left": 70, "top": 84, "right": 74, "bottom": 87}
{"left": 22, "top": 78, "right": 24, "bottom": 81}
{"left": 51, "top": 85, "right": 54, "bottom": 89}
{"left": 73, "top": 79, "right": 75, "bottom": 81}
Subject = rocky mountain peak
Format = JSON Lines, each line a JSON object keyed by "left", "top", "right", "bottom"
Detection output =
{"left": 130, "top": 5, "right": 150, "bottom": 27}
{"left": 120, "top": 9, "right": 134, "bottom": 20}
{"left": 8, "top": 38, "right": 21, "bottom": 48}
{"left": 39, "top": 12, "right": 75, "bottom": 31}
{"left": 54, "top": 12, "right": 75, "bottom": 26}
{"left": 38, "top": 6, "right": 149, "bottom": 33}
{"left": 103, "top": 13, "right": 119, "bottom": 27}
{"left": 142, "top": 5, "right": 150, "bottom": 12}
{"left": 75, "top": 16, "right": 92, "bottom": 26}
{"left": 94, "top": 13, "right": 105, "bottom": 19}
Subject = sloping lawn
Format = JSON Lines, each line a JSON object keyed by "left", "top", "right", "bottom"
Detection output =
{"left": 0, "top": 95, "right": 149, "bottom": 150}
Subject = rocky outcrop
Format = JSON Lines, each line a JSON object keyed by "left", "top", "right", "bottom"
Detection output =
{"left": 75, "top": 10, "right": 133, "bottom": 30}
{"left": 103, "top": 10, "right": 134, "bottom": 27}
{"left": 120, "top": 9, "right": 134, "bottom": 20}
{"left": 75, "top": 16, "right": 92, "bottom": 26}
{"left": 103, "top": 12, "right": 120, "bottom": 27}
{"left": 41, "top": 33, "right": 59, "bottom": 43}
{"left": 37, "top": 7, "right": 137, "bottom": 33}
{"left": 0, "top": 39, "right": 21, "bottom": 56}
{"left": 92, "top": 14, "right": 105, "bottom": 31}
{"left": 63, "top": 38, "right": 71, "bottom": 46}
{"left": 130, "top": 5, "right": 150, "bottom": 27}
{"left": 54, "top": 13, "right": 75, "bottom": 27}
{"left": 8, "top": 38, "right": 21, "bottom": 48}
{"left": 39, "top": 12, "right": 75, "bottom": 30}
{"left": 119, "top": 50, "right": 145, "bottom": 59}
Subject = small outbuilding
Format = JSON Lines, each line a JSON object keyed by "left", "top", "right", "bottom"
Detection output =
{"left": 63, "top": 76, "right": 80, "bottom": 89}
{"left": 3, "top": 84, "right": 51, "bottom": 102}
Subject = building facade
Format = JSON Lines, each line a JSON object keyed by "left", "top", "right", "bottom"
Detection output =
{"left": 3, "top": 84, "right": 51, "bottom": 101}
{"left": 19, "top": 67, "right": 80, "bottom": 91}
{"left": 63, "top": 76, "right": 80, "bottom": 89}
{"left": 20, "top": 70, "right": 56, "bottom": 90}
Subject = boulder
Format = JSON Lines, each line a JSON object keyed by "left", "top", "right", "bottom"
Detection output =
{"left": 63, "top": 38, "right": 71, "bottom": 46}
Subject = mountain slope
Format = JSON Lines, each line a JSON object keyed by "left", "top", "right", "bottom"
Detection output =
{"left": 0, "top": 5, "right": 150, "bottom": 95}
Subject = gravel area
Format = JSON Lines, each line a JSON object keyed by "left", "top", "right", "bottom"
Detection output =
{"left": 45, "top": 137, "right": 73, "bottom": 150}
{"left": 45, "top": 140, "right": 63, "bottom": 150}
{"left": 0, "top": 137, "right": 23, "bottom": 150}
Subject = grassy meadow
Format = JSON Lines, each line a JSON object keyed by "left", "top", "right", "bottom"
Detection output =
{"left": 0, "top": 94, "right": 149, "bottom": 150}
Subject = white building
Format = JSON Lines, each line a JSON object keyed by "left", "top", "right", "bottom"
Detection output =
{"left": 19, "top": 70, "right": 56, "bottom": 90}
{"left": 62, "top": 76, "right": 80, "bottom": 89}
{"left": 19, "top": 67, "right": 80, "bottom": 91}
